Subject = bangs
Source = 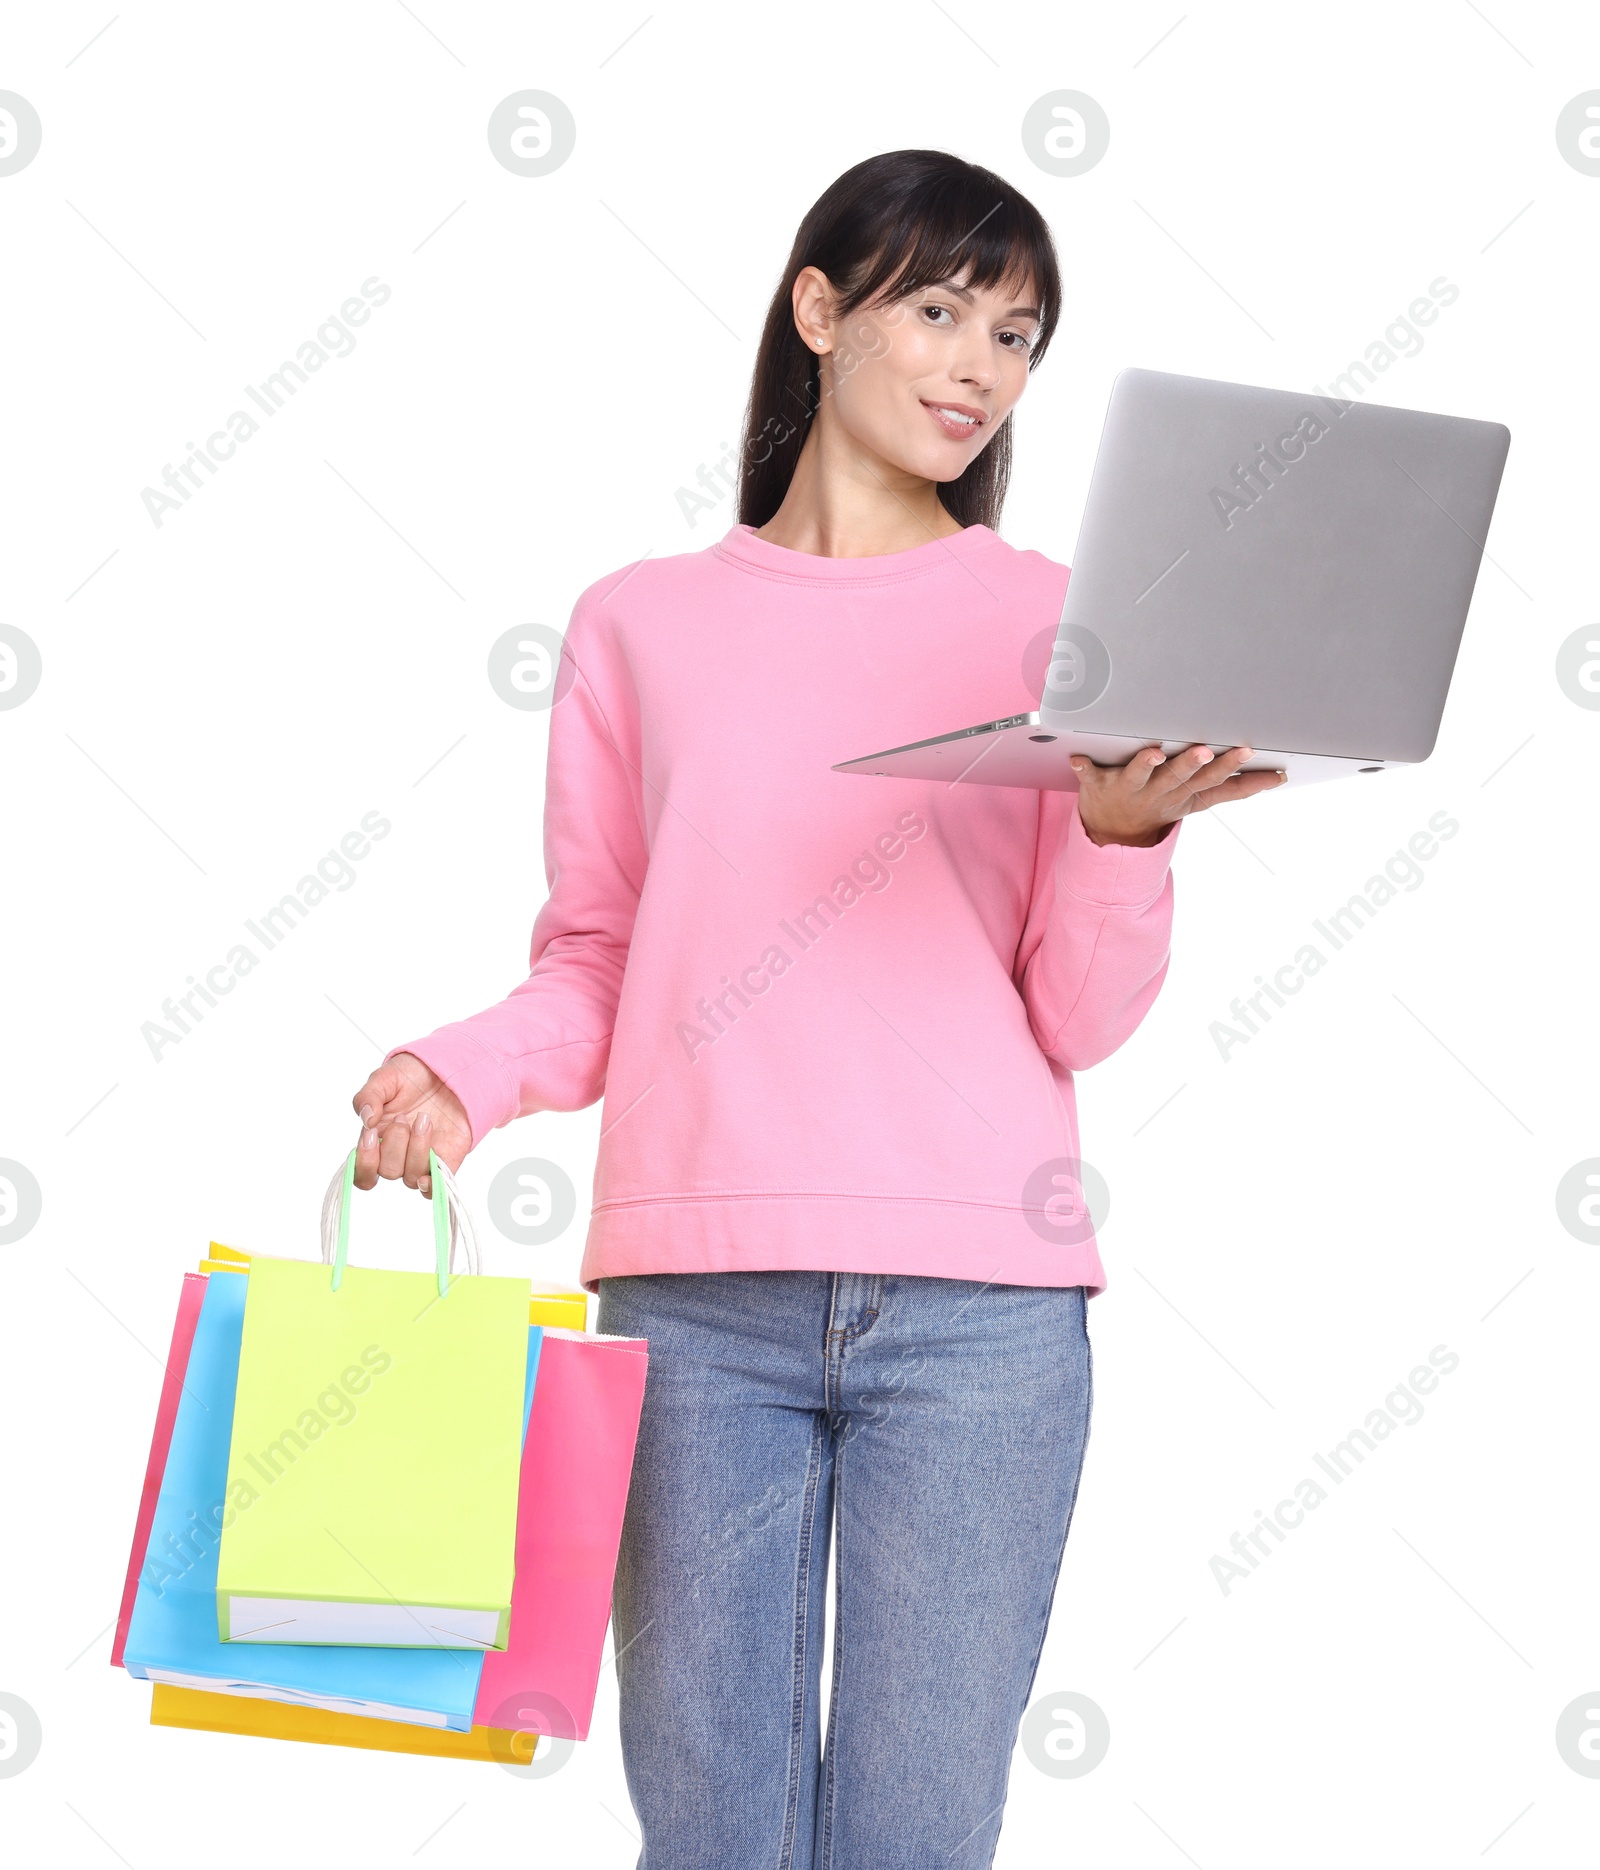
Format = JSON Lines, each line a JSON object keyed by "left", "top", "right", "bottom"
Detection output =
{"left": 831, "top": 169, "right": 1059, "bottom": 363}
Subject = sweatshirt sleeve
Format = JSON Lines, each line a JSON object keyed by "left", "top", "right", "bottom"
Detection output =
{"left": 1014, "top": 793, "right": 1179, "bottom": 1073}
{"left": 385, "top": 583, "right": 648, "bottom": 1148}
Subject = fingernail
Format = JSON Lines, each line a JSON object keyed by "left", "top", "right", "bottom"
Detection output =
{"left": 361, "top": 1127, "right": 377, "bottom": 1151}
{"left": 358, "top": 1105, "right": 373, "bottom": 1125}
{"left": 416, "top": 1113, "right": 432, "bottom": 1136}
{"left": 1196, "top": 749, "right": 1214, "bottom": 763}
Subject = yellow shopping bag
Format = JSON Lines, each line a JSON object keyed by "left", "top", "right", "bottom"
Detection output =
{"left": 150, "top": 1682, "right": 545, "bottom": 1765}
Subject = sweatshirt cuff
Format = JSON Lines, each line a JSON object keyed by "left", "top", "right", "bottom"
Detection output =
{"left": 384, "top": 1025, "right": 521, "bottom": 1152}
{"left": 1057, "top": 806, "right": 1180, "bottom": 908}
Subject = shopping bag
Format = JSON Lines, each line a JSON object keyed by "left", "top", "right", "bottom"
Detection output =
{"left": 216, "top": 1150, "right": 530, "bottom": 1649}
{"left": 123, "top": 1268, "right": 503, "bottom": 1730}
{"left": 150, "top": 1684, "right": 520, "bottom": 1761}
{"left": 117, "top": 1251, "right": 582, "bottom": 1650}
{"left": 150, "top": 1322, "right": 650, "bottom": 1759}
{"left": 478, "top": 1327, "right": 649, "bottom": 1740}
{"left": 119, "top": 1263, "right": 554, "bottom": 1705}
{"left": 111, "top": 1272, "right": 207, "bottom": 1670}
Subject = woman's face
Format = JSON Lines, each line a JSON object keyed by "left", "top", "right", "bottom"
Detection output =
{"left": 794, "top": 264, "right": 1042, "bottom": 485}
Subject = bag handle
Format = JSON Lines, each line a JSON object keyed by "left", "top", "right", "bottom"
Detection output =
{"left": 319, "top": 1148, "right": 482, "bottom": 1296}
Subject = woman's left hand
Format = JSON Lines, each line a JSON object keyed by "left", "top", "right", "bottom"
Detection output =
{"left": 1070, "top": 743, "right": 1287, "bottom": 848}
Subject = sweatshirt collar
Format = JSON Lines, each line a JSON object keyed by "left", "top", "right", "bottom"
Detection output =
{"left": 713, "top": 520, "right": 997, "bottom": 586}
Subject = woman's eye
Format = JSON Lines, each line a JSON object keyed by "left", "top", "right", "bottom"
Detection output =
{"left": 999, "top": 330, "right": 1032, "bottom": 352}
{"left": 921, "top": 303, "right": 955, "bottom": 325}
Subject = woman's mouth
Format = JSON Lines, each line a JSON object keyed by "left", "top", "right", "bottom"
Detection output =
{"left": 921, "top": 400, "right": 987, "bottom": 441}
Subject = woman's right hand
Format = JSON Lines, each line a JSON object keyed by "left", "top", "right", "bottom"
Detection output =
{"left": 349, "top": 1052, "right": 473, "bottom": 1198}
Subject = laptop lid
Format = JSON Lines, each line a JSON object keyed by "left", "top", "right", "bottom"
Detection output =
{"left": 1040, "top": 369, "right": 1510, "bottom": 762}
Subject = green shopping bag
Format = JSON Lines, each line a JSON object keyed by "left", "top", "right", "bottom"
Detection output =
{"left": 215, "top": 1149, "right": 530, "bottom": 1650}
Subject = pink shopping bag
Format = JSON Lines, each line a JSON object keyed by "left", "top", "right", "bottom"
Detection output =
{"left": 478, "top": 1327, "right": 649, "bottom": 1741}
{"left": 112, "top": 1272, "right": 208, "bottom": 1669}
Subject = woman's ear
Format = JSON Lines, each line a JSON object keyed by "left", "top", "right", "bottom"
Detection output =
{"left": 791, "top": 265, "right": 835, "bottom": 355}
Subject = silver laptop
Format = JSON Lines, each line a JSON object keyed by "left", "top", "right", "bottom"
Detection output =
{"left": 834, "top": 368, "right": 1510, "bottom": 789}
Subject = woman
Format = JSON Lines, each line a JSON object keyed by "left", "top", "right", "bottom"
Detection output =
{"left": 351, "top": 149, "right": 1280, "bottom": 1867}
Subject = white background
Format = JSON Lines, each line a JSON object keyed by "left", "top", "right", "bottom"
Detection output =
{"left": 2, "top": 1, "right": 1597, "bottom": 1864}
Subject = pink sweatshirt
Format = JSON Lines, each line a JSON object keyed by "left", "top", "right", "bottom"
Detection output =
{"left": 393, "top": 522, "right": 1180, "bottom": 1297}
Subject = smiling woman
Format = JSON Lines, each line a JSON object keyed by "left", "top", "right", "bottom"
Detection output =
{"left": 350, "top": 146, "right": 1273, "bottom": 1870}
{"left": 740, "top": 148, "right": 1062, "bottom": 554}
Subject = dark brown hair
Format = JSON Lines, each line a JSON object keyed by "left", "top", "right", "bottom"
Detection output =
{"left": 737, "top": 149, "right": 1062, "bottom": 534}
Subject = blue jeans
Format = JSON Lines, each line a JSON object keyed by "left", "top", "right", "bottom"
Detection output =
{"left": 595, "top": 1270, "right": 1094, "bottom": 1869}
